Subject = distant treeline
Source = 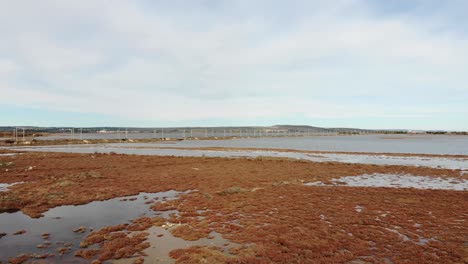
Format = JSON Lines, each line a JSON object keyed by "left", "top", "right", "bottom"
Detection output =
{"left": 426, "top": 131, "right": 468, "bottom": 135}
{"left": 447, "top": 131, "right": 468, "bottom": 135}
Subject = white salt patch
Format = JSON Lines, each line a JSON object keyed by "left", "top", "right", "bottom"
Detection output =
{"left": 305, "top": 173, "right": 468, "bottom": 191}
{"left": 0, "top": 153, "right": 16, "bottom": 156}
{"left": 307, "top": 181, "right": 332, "bottom": 187}
{"left": 0, "top": 182, "right": 23, "bottom": 192}
{"left": 319, "top": 214, "right": 332, "bottom": 226}
{"left": 416, "top": 237, "right": 436, "bottom": 245}
{"left": 355, "top": 205, "right": 364, "bottom": 213}
{"left": 384, "top": 228, "right": 410, "bottom": 242}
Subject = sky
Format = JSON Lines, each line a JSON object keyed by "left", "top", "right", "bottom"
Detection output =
{"left": 0, "top": 0, "right": 467, "bottom": 130}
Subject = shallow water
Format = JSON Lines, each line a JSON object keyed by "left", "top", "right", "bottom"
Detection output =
{"left": 115, "top": 227, "right": 238, "bottom": 264}
{"left": 12, "top": 145, "right": 468, "bottom": 170}
{"left": 0, "top": 190, "right": 185, "bottom": 263}
{"left": 305, "top": 173, "right": 468, "bottom": 191}
{"left": 0, "top": 182, "right": 23, "bottom": 192}
{"left": 17, "top": 134, "right": 468, "bottom": 155}
{"left": 108, "top": 134, "right": 468, "bottom": 155}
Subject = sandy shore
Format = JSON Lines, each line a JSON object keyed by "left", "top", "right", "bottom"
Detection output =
{"left": 0, "top": 151, "right": 467, "bottom": 263}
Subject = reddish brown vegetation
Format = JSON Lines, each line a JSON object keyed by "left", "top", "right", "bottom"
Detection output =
{"left": 7, "top": 253, "right": 54, "bottom": 264}
{"left": 170, "top": 224, "right": 209, "bottom": 241}
{"left": 126, "top": 216, "right": 168, "bottom": 232}
{"left": 12, "top": 230, "right": 26, "bottom": 235}
{"left": 77, "top": 223, "right": 150, "bottom": 262}
{"left": 79, "top": 224, "right": 127, "bottom": 248}
{"left": 1, "top": 152, "right": 467, "bottom": 263}
{"left": 75, "top": 249, "right": 100, "bottom": 259}
{"left": 169, "top": 246, "right": 231, "bottom": 263}
{"left": 8, "top": 254, "right": 29, "bottom": 264}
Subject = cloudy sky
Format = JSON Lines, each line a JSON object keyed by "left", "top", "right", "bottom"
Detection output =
{"left": 1, "top": 0, "right": 467, "bottom": 130}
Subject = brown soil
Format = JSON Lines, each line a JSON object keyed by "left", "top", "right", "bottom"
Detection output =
{"left": 1, "top": 152, "right": 467, "bottom": 263}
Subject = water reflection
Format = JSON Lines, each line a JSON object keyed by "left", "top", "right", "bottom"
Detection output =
{"left": 0, "top": 191, "right": 185, "bottom": 263}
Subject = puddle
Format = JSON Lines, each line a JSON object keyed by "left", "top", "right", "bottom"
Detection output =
{"left": 318, "top": 153, "right": 468, "bottom": 170}
{"left": 0, "top": 190, "right": 187, "bottom": 263}
{"left": 0, "top": 153, "right": 16, "bottom": 156}
{"left": 115, "top": 227, "right": 238, "bottom": 264}
{"left": 305, "top": 173, "right": 468, "bottom": 191}
{"left": 0, "top": 182, "right": 23, "bottom": 192}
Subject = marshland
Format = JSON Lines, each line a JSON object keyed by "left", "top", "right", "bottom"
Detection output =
{"left": 1, "top": 133, "right": 467, "bottom": 263}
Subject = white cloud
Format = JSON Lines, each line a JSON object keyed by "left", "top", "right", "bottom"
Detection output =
{"left": 0, "top": 0, "right": 467, "bottom": 126}
{"left": 0, "top": 59, "right": 16, "bottom": 75}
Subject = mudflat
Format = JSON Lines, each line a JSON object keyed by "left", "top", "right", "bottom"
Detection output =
{"left": 0, "top": 151, "right": 467, "bottom": 263}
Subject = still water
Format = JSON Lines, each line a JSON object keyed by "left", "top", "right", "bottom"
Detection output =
{"left": 0, "top": 191, "right": 184, "bottom": 262}
{"left": 9, "top": 134, "right": 468, "bottom": 155}
{"left": 104, "top": 134, "right": 468, "bottom": 155}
